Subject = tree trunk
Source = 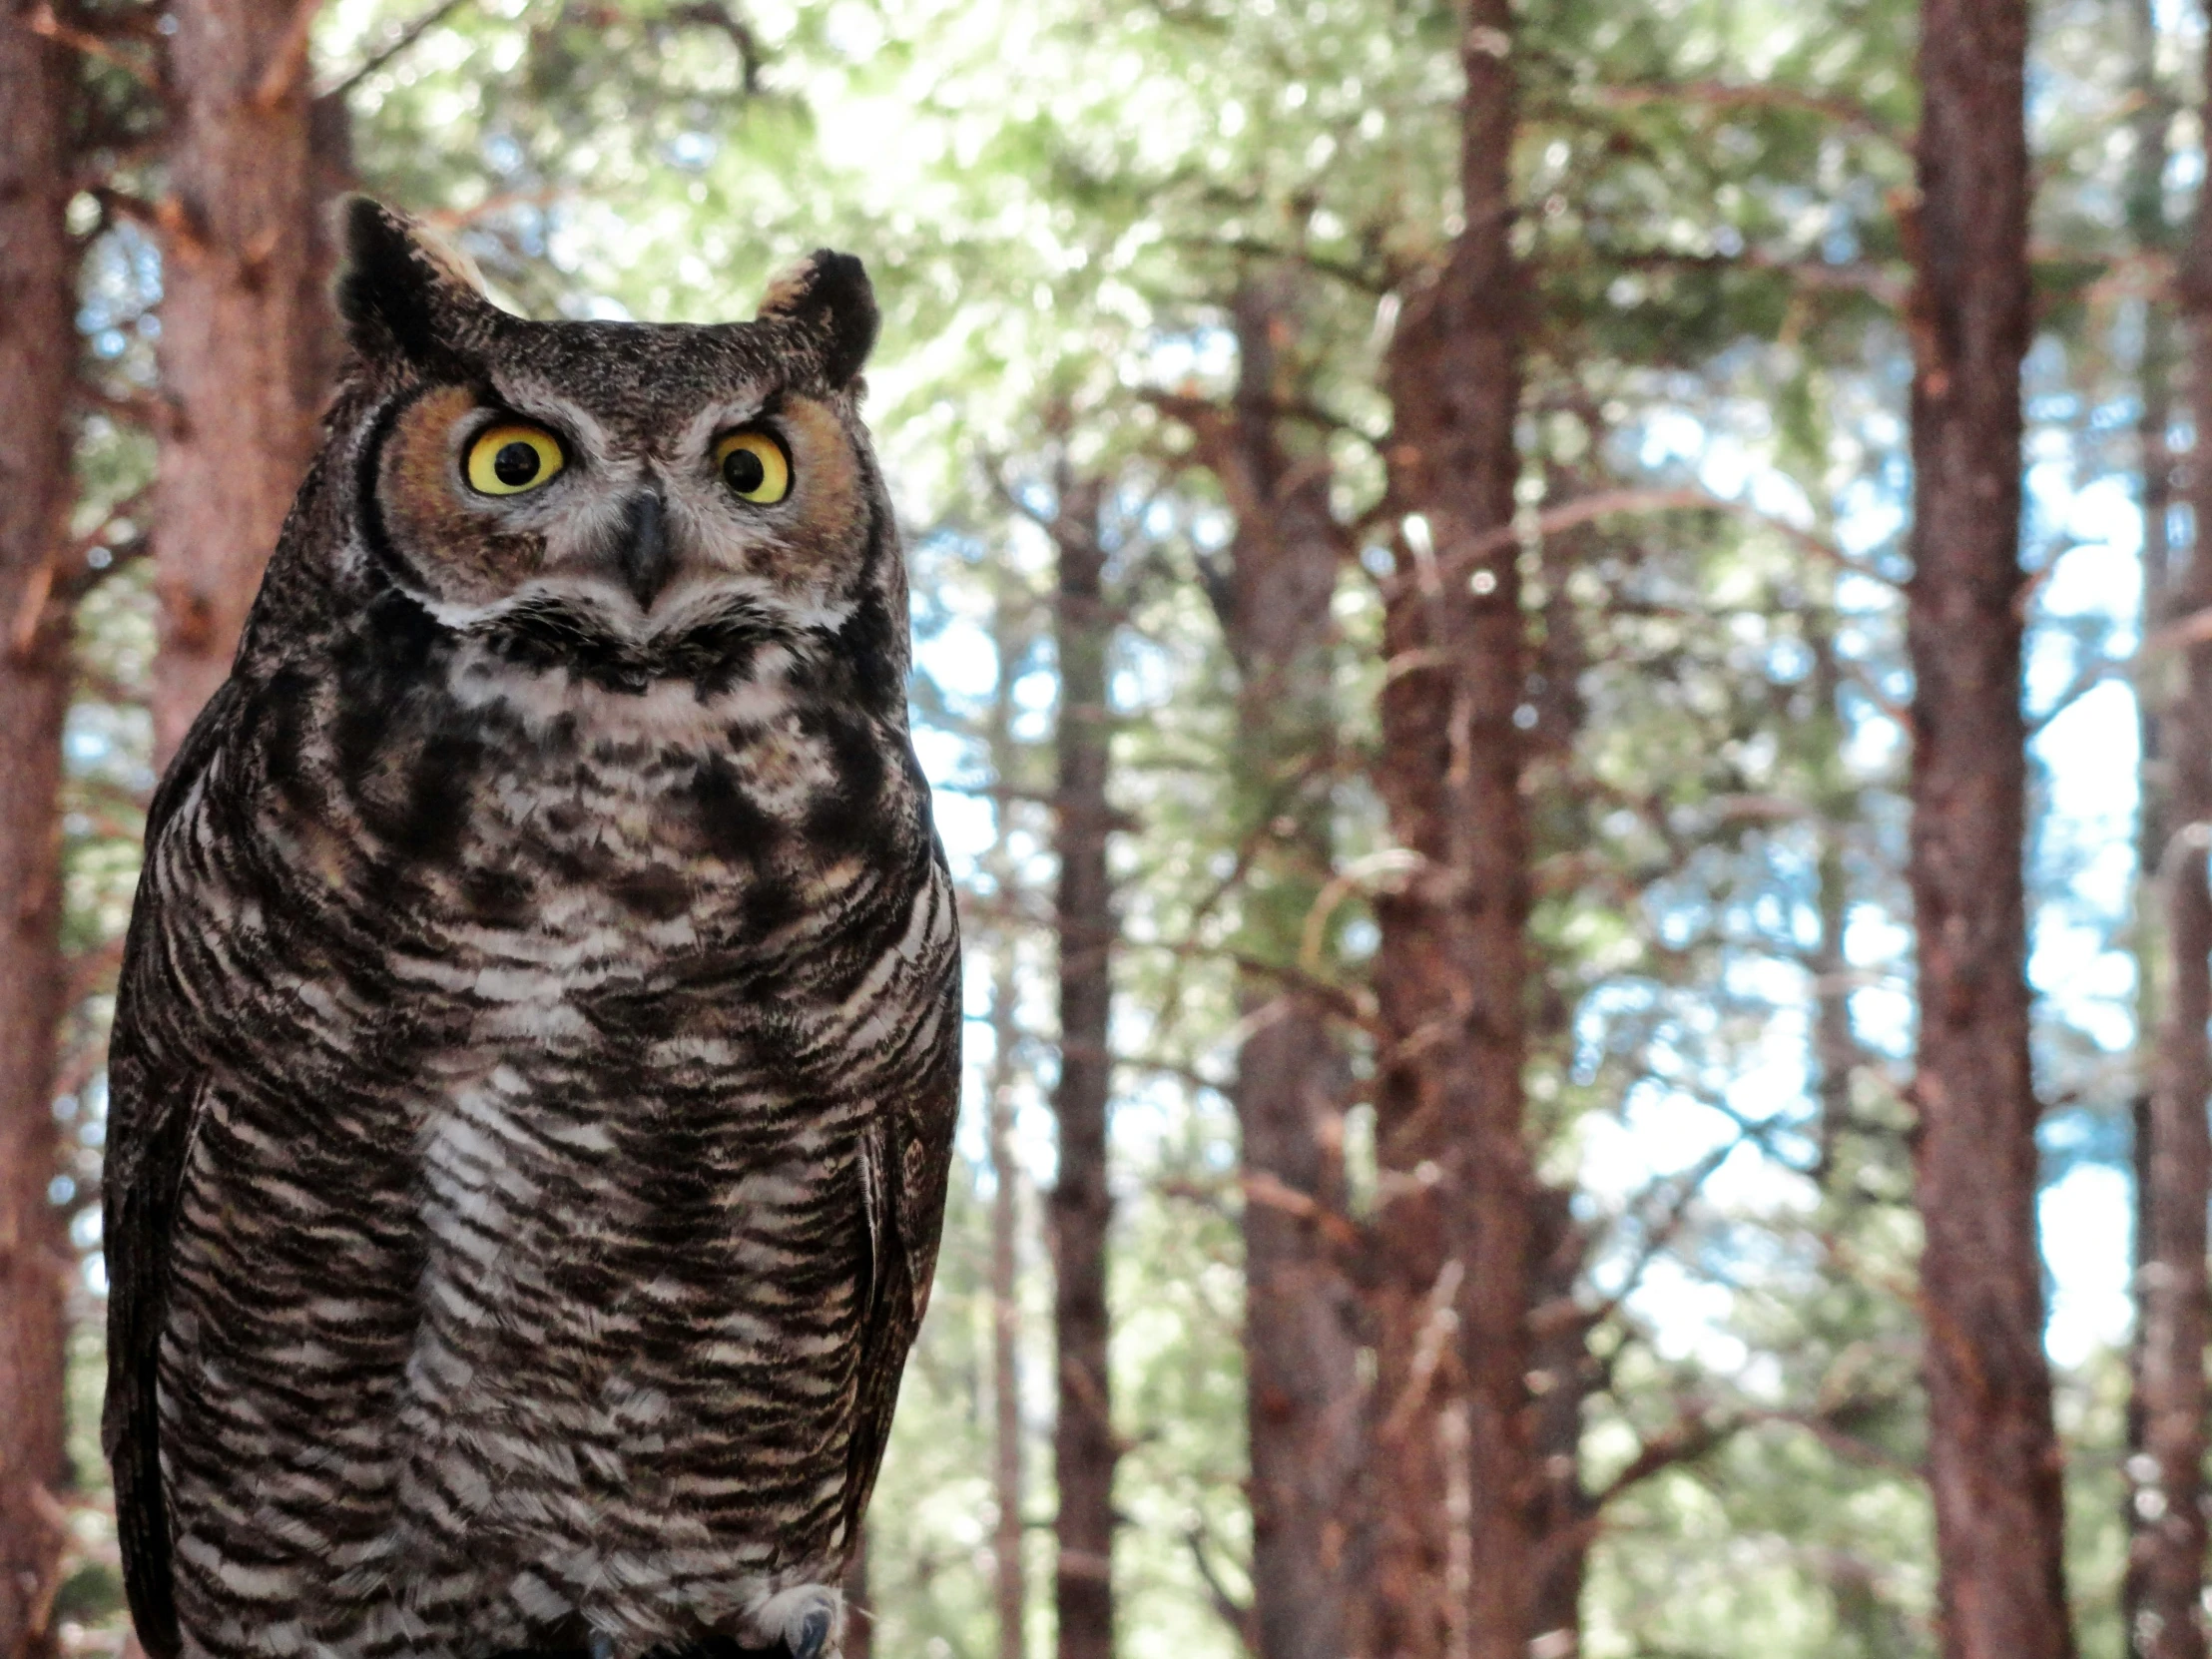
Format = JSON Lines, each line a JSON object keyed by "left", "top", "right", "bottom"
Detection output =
{"left": 1523, "top": 1191, "right": 1593, "bottom": 1656}
{"left": 2126, "top": 1089, "right": 2156, "bottom": 1659}
{"left": 1906, "top": 0, "right": 2075, "bottom": 1653}
{"left": 841, "top": 1528, "right": 871, "bottom": 1659}
{"left": 1371, "top": 2, "right": 1536, "bottom": 1655}
{"left": 2125, "top": 5, "right": 2197, "bottom": 1650}
{"left": 990, "top": 948, "right": 1028, "bottom": 1659}
{"left": 2127, "top": 39, "right": 2212, "bottom": 1652}
{"left": 1196, "top": 276, "right": 1368, "bottom": 1659}
{"left": 153, "top": 0, "right": 326, "bottom": 765}
{"left": 0, "top": 9, "right": 80, "bottom": 1656}
{"left": 1048, "top": 475, "right": 1116, "bottom": 1659}
{"left": 984, "top": 551, "right": 1041, "bottom": 1659}
{"left": 2122, "top": 184, "right": 2170, "bottom": 1659}
{"left": 2135, "top": 808, "right": 2210, "bottom": 1659}
{"left": 1807, "top": 607, "right": 1859, "bottom": 1186}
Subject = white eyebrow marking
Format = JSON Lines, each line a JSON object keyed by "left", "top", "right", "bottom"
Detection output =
{"left": 677, "top": 395, "right": 781, "bottom": 463}
{"left": 485, "top": 374, "right": 623, "bottom": 465}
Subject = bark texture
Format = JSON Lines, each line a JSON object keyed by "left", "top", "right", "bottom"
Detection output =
{"left": 0, "top": 9, "right": 79, "bottom": 1655}
{"left": 989, "top": 952, "right": 1028, "bottom": 1659}
{"left": 840, "top": 1532, "right": 871, "bottom": 1659}
{"left": 2123, "top": 8, "right": 2180, "bottom": 1644}
{"left": 1190, "top": 276, "right": 1368, "bottom": 1659}
{"left": 1371, "top": 3, "right": 1537, "bottom": 1655}
{"left": 2127, "top": 1091, "right": 2157, "bottom": 1659}
{"left": 153, "top": 0, "right": 326, "bottom": 764}
{"left": 2128, "top": 38, "right": 2212, "bottom": 1651}
{"left": 1048, "top": 477, "right": 1116, "bottom": 1659}
{"left": 1523, "top": 1192, "right": 1594, "bottom": 1654}
{"left": 1906, "top": 1, "right": 2075, "bottom": 1653}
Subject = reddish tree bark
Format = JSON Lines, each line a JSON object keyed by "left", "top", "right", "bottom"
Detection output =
{"left": 1522, "top": 1192, "right": 1594, "bottom": 1653}
{"left": 2121, "top": 6, "right": 2179, "bottom": 1643}
{"left": 840, "top": 1529, "right": 872, "bottom": 1659}
{"left": 2134, "top": 869, "right": 2210, "bottom": 1659}
{"left": 0, "top": 8, "right": 80, "bottom": 1655}
{"left": 1047, "top": 475, "right": 1116, "bottom": 1659}
{"left": 1905, "top": 0, "right": 2075, "bottom": 1654}
{"left": 1370, "top": 2, "right": 1537, "bottom": 1655}
{"left": 152, "top": 0, "right": 326, "bottom": 764}
{"left": 1205, "top": 276, "right": 1366, "bottom": 1659}
{"left": 2126, "top": 1084, "right": 2157, "bottom": 1659}
{"left": 2126, "top": 38, "right": 2212, "bottom": 1654}
{"left": 982, "top": 560, "right": 1039, "bottom": 1659}
{"left": 2120, "top": 10, "right": 2208, "bottom": 1653}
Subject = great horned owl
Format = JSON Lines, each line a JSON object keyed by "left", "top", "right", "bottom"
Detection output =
{"left": 102, "top": 200, "right": 961, "bottom": 1659}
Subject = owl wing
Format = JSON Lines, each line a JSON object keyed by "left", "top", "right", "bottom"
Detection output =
{"left": 839, "top": 860, "right": 962, "bottom": 1548}
{"left": 102, "top": 680, "right": 243, "bottom": 1659}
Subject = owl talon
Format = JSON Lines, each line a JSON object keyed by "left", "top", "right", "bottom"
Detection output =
{"left": 749, "top": 1584, "right": 840, "bottom": 1659}
{"left": 789, "top": 1605, "right": 832, "bottom": 1659}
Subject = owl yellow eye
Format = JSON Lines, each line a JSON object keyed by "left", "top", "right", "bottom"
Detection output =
{"left": 465, "top": 423, "right": 565, "bottom": 496}
{"left": 715, "top": 429, "right": 792, "bottom": 505}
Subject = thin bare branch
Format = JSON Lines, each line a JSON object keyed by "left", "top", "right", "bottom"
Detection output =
{"left": 1239, "top": 1170, "right": 1367, "bottom": 1254}
{"left": 1378, "top": 1260, "right": 1464, "bottom": 1444}
{"left": 1155, "top": 231, "right": 1387, "bottom": 294}
{"left": 663, "top": 0, "right": 764, "bottom": 91}
{"left": 419, "top": 186, "right": 564, "bottom": 233}
{"left": 1588, "top": 1402, "right": 1744, "bottom": 1511}
{"left": 1184, "top": 1527, "right": 1258, "bottom": 1655}
{"left": 1600, "top": 247, "right": 1911, "bottom": 308}
{"left": 1367, "top": 486, "right": 1897, "bottom": 604}
{"left": 2028, "top": 653, "right": 2127, "bottom": 736}
{"left": 1592, "top": 79, "right": 1905, "bottom": 148}
{"left": 252, "top": 0, "right": 326, "bottom": 110}
{"left": 25, "top": 2, "right": 160, "bottom": 90}
{"left": 1582, "top": 1139, "right": 1740, "bottom": 1334}
{"left": 321, "top": 0, "right": 472, "bottom": 96}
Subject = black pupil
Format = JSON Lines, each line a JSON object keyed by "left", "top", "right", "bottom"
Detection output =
{"left": 492, "top": 440, "right": 540, "bottom": 486}
{"left": 724, "top": 446, "right": 767, "bottom": 494}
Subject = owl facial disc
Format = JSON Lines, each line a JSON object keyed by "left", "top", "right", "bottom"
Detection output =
{"left": 333, "top": 198, "right": 891, "bottom": 663}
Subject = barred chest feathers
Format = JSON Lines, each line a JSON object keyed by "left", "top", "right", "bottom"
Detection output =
{"left": 105, "top": 200, "right": 961, "bottom": 1659}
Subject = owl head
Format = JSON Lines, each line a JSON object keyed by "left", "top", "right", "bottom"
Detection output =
{"left": 309, "top": 198, "right": 907, "bottom": 704}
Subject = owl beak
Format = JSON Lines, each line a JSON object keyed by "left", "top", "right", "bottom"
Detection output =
{"left": 620, "top": 488, "right": 672, "bottom": 611}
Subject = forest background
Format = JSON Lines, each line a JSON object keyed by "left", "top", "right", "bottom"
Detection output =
{"left": 0, "top": 0, "right": 2199, "bottom": 1655}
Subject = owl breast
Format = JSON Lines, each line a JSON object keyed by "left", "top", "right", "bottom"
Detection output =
{"left": 151, "top": 587, "right": 956, "bottom": 1658}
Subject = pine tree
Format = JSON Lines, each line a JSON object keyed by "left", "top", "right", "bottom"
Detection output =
{"left": 1906, "top": 0, "right": 2076, "bottom": 1651}
{"left": 0, "top": 8, "right": 83, "bottom": 1653}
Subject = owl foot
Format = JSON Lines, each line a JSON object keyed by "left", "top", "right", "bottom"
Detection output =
{"left": 750, "top": 1583, "right": 840, "bottom": 1659}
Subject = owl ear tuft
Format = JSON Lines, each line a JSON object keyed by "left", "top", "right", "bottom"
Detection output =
{"left": 333, "top": 197, "right": 488, "bottom": 370}
{"left": 756, "top": 250, "right": 879, "bottom": 387}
